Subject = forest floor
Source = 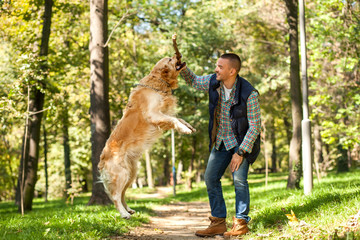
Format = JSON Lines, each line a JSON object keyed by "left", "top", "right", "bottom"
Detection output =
{"left": 113, "top": 187, "right": 224, "bottom": 240}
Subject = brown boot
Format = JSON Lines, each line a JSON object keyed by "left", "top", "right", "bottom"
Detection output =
{"left": 195, "top": 216, "right": 227, "bottom": 237}
{"left": 223, "top": 217, "right": 249, "bottom": 237}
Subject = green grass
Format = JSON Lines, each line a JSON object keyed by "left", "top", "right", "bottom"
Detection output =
{"left": 0, "top": 196, "right": 148, "bottom": 239}
{"left": 1, "top": 170, "right": 360, "bottom": 239}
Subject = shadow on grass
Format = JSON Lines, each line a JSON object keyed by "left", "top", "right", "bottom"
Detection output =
{"left": 249, "top": 173, "right": 360, "bottom": 229}
{"left": 0, "top": 195, "right": 151, "bottom": 239}
{"left": 252, "top": 189, "right": 360, "bottom": 229}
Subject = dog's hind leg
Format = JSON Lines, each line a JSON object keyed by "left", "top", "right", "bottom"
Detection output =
{"left": 121, "top": 153, "right": 139, "bottom": 215}
{"left": 111, "top": 169, "right": 132, "bottom": 219}
{"left": 121, "top": 176, "right": 136, "bottom": 215}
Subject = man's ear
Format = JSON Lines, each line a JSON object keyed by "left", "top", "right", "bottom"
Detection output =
{"left": 230, "top": 68, "right": 237, "bottom": 77}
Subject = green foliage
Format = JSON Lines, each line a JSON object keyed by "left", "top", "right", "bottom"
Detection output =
{"left": 307, "top": 0, "right": 360, "bottom": 151}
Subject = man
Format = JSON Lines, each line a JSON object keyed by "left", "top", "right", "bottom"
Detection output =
{"left": 180, "top": 53, "right": 261, "bottom": 237}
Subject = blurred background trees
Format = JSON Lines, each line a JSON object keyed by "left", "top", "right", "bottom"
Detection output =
{"left": 0, "top": 0, "right": 359, "bottom": 204}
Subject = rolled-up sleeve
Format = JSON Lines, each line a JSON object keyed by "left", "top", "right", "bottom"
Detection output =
{"left": 180, "top": 67, "right": 211, "bottom": 92}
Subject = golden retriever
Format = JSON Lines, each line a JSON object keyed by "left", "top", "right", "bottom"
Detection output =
{"left": 98, "top": 55, "right": 195, "bottom": 219}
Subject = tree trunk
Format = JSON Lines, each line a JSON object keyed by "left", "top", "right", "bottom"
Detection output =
{"left": 15, "top": 0, "right": 52, "bottom": 212}
{"left": 88, "top": 0, "right": 112, "bottom": 205}
{"left": 63, "top": 97, "right": 72, "bottom": 197}
{"left": 17, "top": 90, "right": 45, "bottom": 212}
{"left": 270, "top": 118, "right": 278, "bottom": 173}
{"left": 186, "top": 136, "right": 196, "bottom": 190}
{"left": 163, "top": 138, "right": 170, "bottom": 186}
{"left": 176, "top": 159, "right": 183, "bottom": 184}
{"left": 337, "top": 145, "right": 349, "bottom": 173}
{"left": 284, "top": 0, "right": 303, "bottom": 189}
{"left": 313, "top": 124, "right": 322, "bottom": 179}
{"left": 283, "top": 116, "right": 292, "bottom": 145}
{"left": 43, "top": 122, "right": 49, "bottom": 203}
{"left": 347, "top": 149, "right": 352, "bottom": 169}
{"left": 145, "top": 150, "right": 154, "bottom": 188}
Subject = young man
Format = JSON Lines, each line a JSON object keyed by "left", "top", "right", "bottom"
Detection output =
{"left": 180, "top": 53, "right": 261, "bottom": 237}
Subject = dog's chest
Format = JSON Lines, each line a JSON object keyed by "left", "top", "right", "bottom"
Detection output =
{"left": 159, "top": 95, "right": 177, "bottom": 114}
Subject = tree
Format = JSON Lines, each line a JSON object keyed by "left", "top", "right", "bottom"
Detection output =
{"left": 15, "top": 0, "right": 53, "bottom": 212}
{"left": 284, "top": 0, "right": 302, "bottom": 189}
{"left": 144, "top": 150, "right": 154, "bottom": 188}
{"left": 62, "top": 94, "right": 72, "bottom": 197}
{"left": 88, "top": 0, "right": 112, "bottom": 205}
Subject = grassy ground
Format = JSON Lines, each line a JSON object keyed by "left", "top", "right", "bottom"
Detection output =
{"left": 1, "top": 170, "right": 359, "bottom": 239}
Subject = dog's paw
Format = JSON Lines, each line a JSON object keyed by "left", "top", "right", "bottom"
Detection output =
{"left": 178, "top": 119, "right": 196, "bottom": 133}
{"left": 175, "top": 121, "right": 192, "bottom": 134}
{"left": 188, "top": 125, "right": 196, "bottom": 133}
{"left": 120, "top": 212, "right": 132, "bottom": 220}
{"left": 179, "top": 125, "right": 192, "bottom": 134}
{"left": 127, "top": 208, "right": 136, "bottom": 215}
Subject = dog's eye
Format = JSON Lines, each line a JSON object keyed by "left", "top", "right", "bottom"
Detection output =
{"left": 168, "top": 58, "right": 172, "bottom": 62}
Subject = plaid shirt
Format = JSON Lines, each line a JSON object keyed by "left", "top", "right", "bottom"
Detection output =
{"left": 181, "top": 67, "right": 261, "bottom": 153}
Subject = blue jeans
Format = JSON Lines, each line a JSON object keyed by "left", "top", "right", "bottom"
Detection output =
{"left": 204, "top": 143, "right": 250, "bottom": 223}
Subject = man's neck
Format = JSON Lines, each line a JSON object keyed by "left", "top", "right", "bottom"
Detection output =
{"left": 222, "top": 76, "right": 237, "bottom": 89}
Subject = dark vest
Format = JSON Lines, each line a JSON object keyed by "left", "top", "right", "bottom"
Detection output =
{"left": 208, "top": 74, "right": 260, "bottom": 164}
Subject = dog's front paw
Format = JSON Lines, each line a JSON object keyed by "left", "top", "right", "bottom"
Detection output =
{"left": 187, "top": 125, "right": 196, "bottom": 133}
{"left": 177, "top": 123, "right": 192, "bottom": 134}
{"left": 178, "top": 119, "right": 196, "bottom": 134}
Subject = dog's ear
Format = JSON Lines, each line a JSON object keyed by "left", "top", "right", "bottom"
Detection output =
{"left": 161, "top": 65, "right": 170, "bottom": 78}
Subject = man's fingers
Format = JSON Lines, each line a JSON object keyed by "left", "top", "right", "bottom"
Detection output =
{"left": 231, "top": 156, "right": 243, "bottom": 172}
{"left": 231, "top": 162, "right": 235, "bottom": 172}
{"left": 231, "top": 161, "right": 237, "bottom": 172}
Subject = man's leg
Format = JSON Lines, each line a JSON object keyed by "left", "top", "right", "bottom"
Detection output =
{"left": 233, "top": 158, "right": 250, "bottom": 222}
{"left": 204, "top": 143, "right": 233, "bottom": 218}
{"left": 224, "top": 158, "right": 250, "bottom": 237}
{"left": 195, "top": 143, "right": 232, "bottom": 237}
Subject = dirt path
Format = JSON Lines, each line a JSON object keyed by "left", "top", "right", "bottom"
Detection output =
{"left": 115, "top": 187, "right": 224, "bottom": 240}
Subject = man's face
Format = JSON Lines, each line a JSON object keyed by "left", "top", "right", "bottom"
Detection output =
{"left": 215, "top": 58, "right": 232, "bottom": 81}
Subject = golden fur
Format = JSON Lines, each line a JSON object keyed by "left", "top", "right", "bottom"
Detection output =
{"left": 98, "top": 55, "right": 195, "bottom": 219}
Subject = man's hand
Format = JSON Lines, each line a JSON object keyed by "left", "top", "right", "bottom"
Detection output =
{"left": 230, "top": 153, "right": 244, "bottom": 172}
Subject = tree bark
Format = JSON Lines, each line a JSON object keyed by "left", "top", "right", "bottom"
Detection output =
{"left": 270, "top": 118, "right": 278, "bottom": 173}
{"left": 43, "top": 122, "right": 49, "bottom": 202}
{"left": 186, "top": 136, "right": 196, "bottom": 190}
{"left": 145, "top": 150, "right": 154, "bottom": 188}
{"left": 63, "top": 96, "right": 72, "bottom": 197}
{"left": 16, "top": 89, "right": 46, "bottom": 212}
{"left": 15, "top": 0, "right": 52, "bottom": 212}
{"left": 163, "top": 138, "right": 170, "bottom": 186}
{"left": 313, "top": 124, "right": 322, "bottom": 179}
{"left": 284, "top": 0, "right": 303, "bottom": 189}
{"left": 88, "top": 0, "right": 112, "bottom": 205}
{"left": 176, "top": 159, "right": 183, "bottom": 184}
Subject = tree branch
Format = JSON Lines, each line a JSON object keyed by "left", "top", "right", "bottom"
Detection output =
{"left": 104, "top": 9, "right": 136, "bottom": 48}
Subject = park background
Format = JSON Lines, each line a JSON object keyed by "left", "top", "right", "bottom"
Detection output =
{"left": 0, "top": 0, "right": 359, "bottom": 239}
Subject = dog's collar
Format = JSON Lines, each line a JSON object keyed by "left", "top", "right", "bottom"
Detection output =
{"left": 159, "top": 78, "right": 171, "bottom": 88}
{"left": 135, "top": 84, "right": 170, "bottom": 94}
{"left": 135, "top": 78, "right": 171, "bottom": 94}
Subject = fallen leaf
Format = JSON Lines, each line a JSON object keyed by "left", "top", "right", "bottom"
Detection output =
{"left": 285, "top": 210, "right": 299, "bottom": 223}
{"left": 154, "top": 228, "right": 164, "bottom": 234}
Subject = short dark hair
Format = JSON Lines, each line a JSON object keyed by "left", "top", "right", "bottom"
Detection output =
{"left": 220, "top": 53, "right": 241, "bottom": 73}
